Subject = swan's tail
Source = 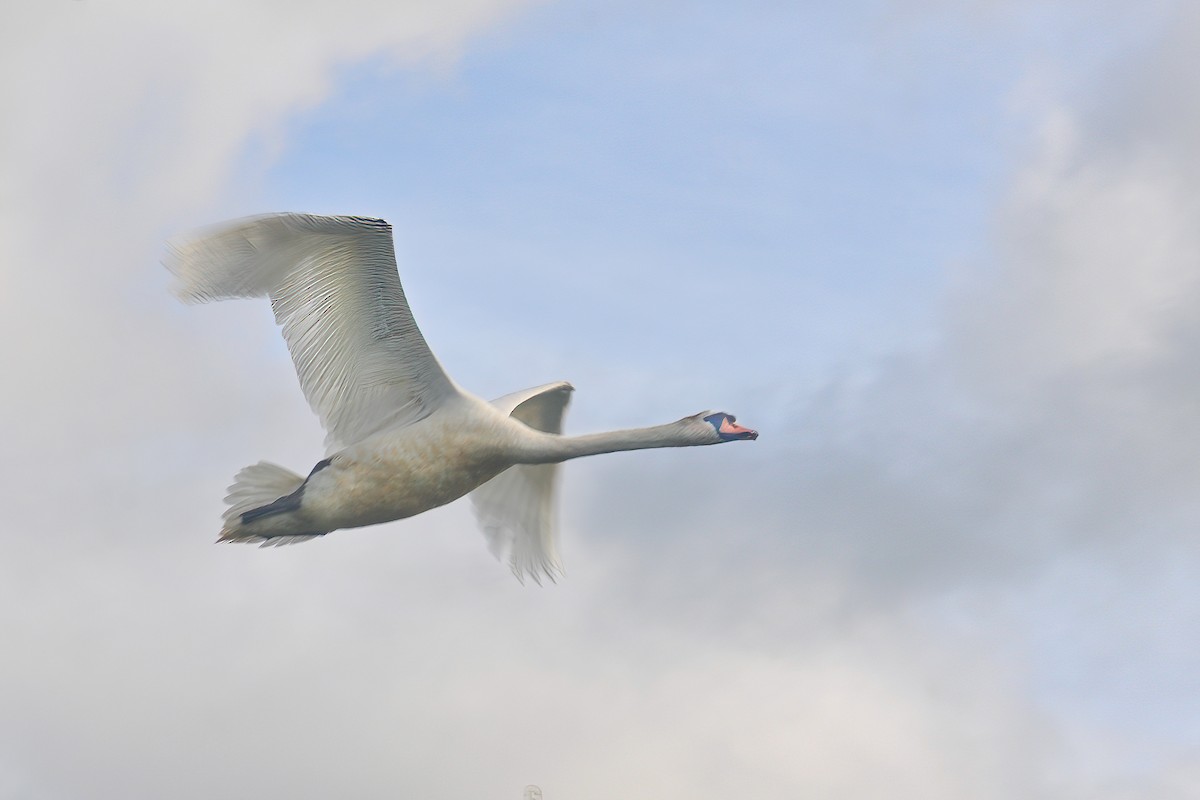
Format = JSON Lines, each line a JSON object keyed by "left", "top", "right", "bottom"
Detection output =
{"left": 218, "top": 462, "right": 322, "bottom": 547}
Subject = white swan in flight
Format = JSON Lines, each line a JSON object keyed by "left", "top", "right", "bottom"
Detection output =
{"left": 166, "top": 213, "right": 758, "bottom": 583}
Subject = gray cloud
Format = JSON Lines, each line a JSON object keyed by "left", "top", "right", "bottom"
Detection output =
{"left": 558, "top": 1, "right": 1200, "bottom": 789}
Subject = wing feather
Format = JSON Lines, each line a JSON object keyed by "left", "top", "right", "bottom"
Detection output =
{"left": 470, "top": 382, "right": 573, "bottom": 584}
{"left": 166, "top": 214, "right": 457, "bottom": 451}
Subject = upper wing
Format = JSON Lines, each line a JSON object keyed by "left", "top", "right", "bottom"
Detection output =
{"left": 490, "top": 381, "right": 574, "bottom": 434}
{"left": 166, "top": 214, "right": 457, "bottom": 451}
{"left": 470, "top": 381, "right": 573, "bottom": 584}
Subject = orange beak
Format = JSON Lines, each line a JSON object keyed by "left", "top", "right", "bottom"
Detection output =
{"left": 720, "top": 417, "right": 759, "bottom": 440}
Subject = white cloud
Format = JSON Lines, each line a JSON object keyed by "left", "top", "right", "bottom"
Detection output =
{"left": 951, "top": 111, "right": 1200, "bottom": 394}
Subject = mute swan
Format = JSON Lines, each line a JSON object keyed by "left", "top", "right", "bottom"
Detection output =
{"left": 166, "top": 214, "right": 757, "bottom": 582}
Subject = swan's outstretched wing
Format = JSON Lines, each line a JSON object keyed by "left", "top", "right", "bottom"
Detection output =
{"left": 166, "top": 214, "right": 457, "bottom": 451}
{"left": 470, "top": 381, "right": 573, "bottom": 584}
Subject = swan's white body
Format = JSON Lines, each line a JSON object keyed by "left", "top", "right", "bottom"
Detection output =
{"left": 167, "top": 213, "right": 756, "bottom": 582}
{"left": 266, "top": 396, "right": 520, "bottom": 533}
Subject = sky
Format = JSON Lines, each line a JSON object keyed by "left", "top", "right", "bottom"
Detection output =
{"left": 1, "top": 1, "right": 1198, "bottom": 798}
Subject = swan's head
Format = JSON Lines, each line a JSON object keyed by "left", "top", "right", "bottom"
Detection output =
{"left": 694, "top": 411, "right": 758, "bottom": 443}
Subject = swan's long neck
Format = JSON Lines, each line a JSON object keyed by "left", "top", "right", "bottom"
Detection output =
{"left": 523, "top": 421, "right": 701, "bottom": 464}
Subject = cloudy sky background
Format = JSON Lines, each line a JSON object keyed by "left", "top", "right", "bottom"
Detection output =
{"left": 2, "top": 1, "right": 1198, "bottom": 797}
